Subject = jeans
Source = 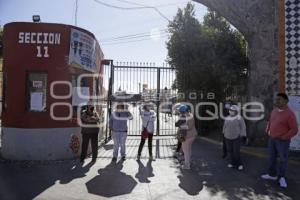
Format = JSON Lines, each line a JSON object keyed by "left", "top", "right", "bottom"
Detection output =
{"left": 268, "top": 137, "right": 290, "bottom": 178}
{"left": 112, "top": 131, "right": 128, "bottom": 158}
{"left": 80, "top": 132, "right": 98, "bottom": 161}
{"left": 138, "top": 134, "right": 153, "bottom": 156}
{"left": 226, "top": 137, "right": 242, "bottom": 167}
{"left": 222, "top": 135, "right": 227, "bottom": 157}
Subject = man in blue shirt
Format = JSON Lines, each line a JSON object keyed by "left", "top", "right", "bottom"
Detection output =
{"left": 109, "top": 103, "right": 133, "bottom": 162}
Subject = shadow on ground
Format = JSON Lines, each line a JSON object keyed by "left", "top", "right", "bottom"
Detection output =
{"left": 86, "top": 160, "right": 137, "bottom": 197}
{"left": 0, "top": 160, "right": 93, "bottom": 200}
{"left": 135, "top": 160, "right": 154, "bottom": 183}
{"left": 0, "top": 137, "right": 299, "bottom": 200}
{"left": 173, "top": 138, "right": 298, "bottom": 200}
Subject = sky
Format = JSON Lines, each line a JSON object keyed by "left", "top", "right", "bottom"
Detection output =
{"left": 0, "top": 0, "right": 208, "bottom": 65}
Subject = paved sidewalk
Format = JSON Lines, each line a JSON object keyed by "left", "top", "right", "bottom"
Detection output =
{"left": 0, "top": 137, "right": 299, "bottom": 200}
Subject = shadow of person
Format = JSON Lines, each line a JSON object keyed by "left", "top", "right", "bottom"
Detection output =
{"left": 59, "top": 161, "right": 94, "bottom": 184}
{"left": 86, "top": 160, "right": 137, "bottom": 198}
{"left": 103, "top": 144, "right": 114, "bottom": 151}
{"left": 135, "top": 160, "right": 155, "bottom": 183}
{"left": 0, "top": 159, "right": 92, "bottom": 200}
{"left": 177, "top": 169, "right": 203, "bottom": 196}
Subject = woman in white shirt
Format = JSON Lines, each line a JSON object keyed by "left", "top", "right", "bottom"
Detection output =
{"left": 137, "top": 104, "right": 156, "bottom": 160}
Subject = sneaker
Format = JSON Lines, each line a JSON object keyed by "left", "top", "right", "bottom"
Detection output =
{"left": 112, "top": 157, "right": 117, "bottom": 162}
{"left": 279, "top": 177, "right": 287, "bottom": 188}
{"left": 227, "top": 164, "right": 233, "bottom": 168}
{"left": 238, "top": 165, "right": 244, "bottom": 171}
{"left": 181, "top": 165, "right": 191, "bottom": 170}
{"left": 121, "top": 156, "right": 126, "bottom": 161}
{"left": 261, "top": 174, "right": 278, "bottom": 181}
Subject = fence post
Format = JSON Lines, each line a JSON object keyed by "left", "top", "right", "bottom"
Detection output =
{"left": 156, "top": 68, "right": 160, "bottom": 136}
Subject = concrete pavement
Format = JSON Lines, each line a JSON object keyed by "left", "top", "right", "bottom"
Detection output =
{"left": 0, "top": 137, "right": 299, "bottom": 200}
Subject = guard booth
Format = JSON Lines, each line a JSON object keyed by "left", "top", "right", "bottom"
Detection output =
{"left": 1, "top": 22, "right": 105, "bottom": 160}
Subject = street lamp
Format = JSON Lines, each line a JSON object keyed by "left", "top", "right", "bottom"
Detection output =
{"left": 32, "top": 15, "right": 41, "bottom": 23}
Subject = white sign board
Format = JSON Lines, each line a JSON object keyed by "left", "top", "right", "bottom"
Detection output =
{"left": 288, "top": 96, "right": 300, "bottom": 151}
{"left": 32, "top": 81, "right": 43, "bottom": 88}
{"left": 72, "top": 87, "right": 90, "bottom": 106}
{"left": 30, "top": 92, "right": 44, "bottom": 111}
{"left": 68, "top": 28, "right": 97, "bottom": 72}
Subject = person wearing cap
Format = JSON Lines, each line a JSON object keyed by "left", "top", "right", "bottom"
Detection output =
{"left": 222, "top": 102, "right": 232, "bottom": 159}
{"left": 261, "top": 93, "right": 298, "bottom": 188}
{"left": 109, "top": 103, "right": 133, "bottom": 162}
{"left": 176, "top": 104, "right": 197, "bottom": 170}
{"left": 137, "top": 104, "right": 156, "bottom": 161}
{"left": 222, "top": 104, "right": 246, "bottom": 171}
{"left": 80, "top": 104, "right": 101, "bottom": 163}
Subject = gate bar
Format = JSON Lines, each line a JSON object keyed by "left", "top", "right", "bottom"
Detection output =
{"left": 156, "top": 68, "right": 160, "bottom": 136}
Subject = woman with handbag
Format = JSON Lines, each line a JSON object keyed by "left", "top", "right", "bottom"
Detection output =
{"left": 137, "top": 104, "right": 156, "bottom": 160}
{"left": 177, "top": 104, "right": 197, "bottom": 170}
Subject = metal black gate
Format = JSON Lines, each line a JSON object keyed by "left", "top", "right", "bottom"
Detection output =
{"left": 103, "top": 61, "right": 178, "bottom": 140}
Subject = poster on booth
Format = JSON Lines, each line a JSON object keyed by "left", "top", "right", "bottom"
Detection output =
{"left": 288, "top": 96, "right": 300, "bottom": 151}
{"left": 30, "top": 92, "right": 44, "bottom": 111}
{"left": 68, "top": 28, "right": 97, "bottom": 72}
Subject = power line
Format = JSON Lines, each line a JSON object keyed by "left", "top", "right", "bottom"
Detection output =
{"left": 93, "top": 0, "right": 171, "bottom": 22}
{"left": 101, "top": 34, "right": 169, "bottom": 46}
{"left": 101, "top": 29, "right": 168, "bottom": 42}
{"left": 101, "top": 32, "right": 170, "bottom": 44}
{"left": 113, "top": 0, "right": 188, "bottom": 8}
{"left": 101, "top": 32, "right": 169, "bottom": 44}
{"left": 149, "top": 1, "right": 189, "bottom": 8}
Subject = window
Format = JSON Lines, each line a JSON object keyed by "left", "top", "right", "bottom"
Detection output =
{"left": 27, "top": 72, "right": 47, "bottom": 112}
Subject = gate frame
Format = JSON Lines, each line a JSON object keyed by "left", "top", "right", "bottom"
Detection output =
{"left": 105, "top": 62, "right": 176, "bottom": 140}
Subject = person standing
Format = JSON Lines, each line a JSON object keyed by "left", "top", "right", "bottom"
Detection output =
{"left": 137, "top": 104, "right": 156, "bottom": 160}
{"left": 222, "top": 102, "right": 232, "bottom": 159}
{"left": 222, "top": 105, "right": 246, "bottom": 171}
{"left": 80, "top": 104, "right": 100, "bottom": 163}
{"left": 178, "top": 104, "right": 197, "bottom": 170}
{"left": 261, "top": 93, "right": 298, "bottom": 188}
{"left": 109, "top": 103, "right": 133, "bottom": 162}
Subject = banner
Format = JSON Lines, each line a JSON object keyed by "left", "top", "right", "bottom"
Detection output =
{"left": 68, "top": 28, "right": 97, "bottom": 72}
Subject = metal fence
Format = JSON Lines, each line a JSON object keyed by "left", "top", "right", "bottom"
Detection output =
{"left": 103, "top": 61, "right": 179, "bottom": 139}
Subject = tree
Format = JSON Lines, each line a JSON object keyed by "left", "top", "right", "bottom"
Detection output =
{"left": 167, "top": 3, "right": 215, "bottom": 96}
{"left": 203, "top": 9, "right": 248, "bottom": 99}
{"left": 167, "top": 4, "right": 248, "bottom": 103}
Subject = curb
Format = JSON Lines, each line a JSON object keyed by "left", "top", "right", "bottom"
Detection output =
{"left": 199, "top": 136, "right": 300, "bottom": 166}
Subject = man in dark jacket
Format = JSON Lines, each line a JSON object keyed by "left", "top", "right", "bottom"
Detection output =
{"left": 80, "top": 104, "right": 100, "bottom": 163}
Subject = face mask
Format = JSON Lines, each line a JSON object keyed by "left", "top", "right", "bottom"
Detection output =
{"left": 229, "top": 110, "right": 235, "bottom": 116}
